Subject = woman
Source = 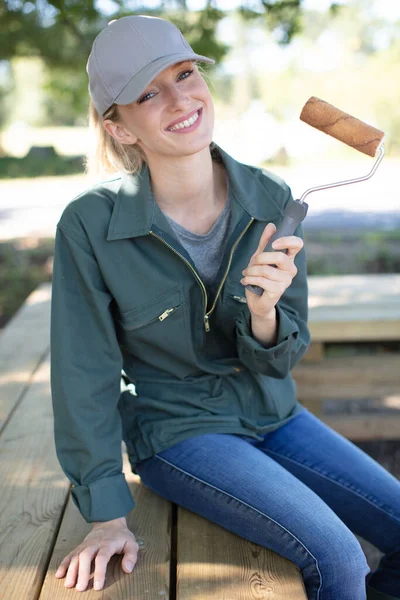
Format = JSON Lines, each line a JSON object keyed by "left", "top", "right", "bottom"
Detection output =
{"left": 51, "top": 15, "right": 400, "bottom": 599}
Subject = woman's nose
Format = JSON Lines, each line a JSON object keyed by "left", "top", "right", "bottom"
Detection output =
{"left": 166, "top": 85, "right": 190, "bottom": 106}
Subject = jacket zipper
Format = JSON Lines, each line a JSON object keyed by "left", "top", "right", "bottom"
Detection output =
{"left": 205, "top": 217, "right": 254, "bottom": 325}
{"left": 159, "top": 307, "right": 178, "bottom": 321}
{"left": 149, "top": 217, "right": 254, "bottom": 332}
{"left": 149, "top": 231, "right": 209, "bottom": 330}
{"left": 126, "top": 306, "right": 179, "bottom": 331}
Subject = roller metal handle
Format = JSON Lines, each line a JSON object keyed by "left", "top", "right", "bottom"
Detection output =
{"left": 246, "top": 199, "right": 309, "bottom": 296}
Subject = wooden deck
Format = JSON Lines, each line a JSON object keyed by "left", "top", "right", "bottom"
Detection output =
{"left": 293, "top": 274, "right": 400, "bottom": 440}
{"left": 0, "top": 283, "right": 306, "bottom": 600}
{"left": 1, "top": 274, "right": 399, "bottom": 598}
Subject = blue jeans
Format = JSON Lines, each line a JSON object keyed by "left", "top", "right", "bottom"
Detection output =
{"left": 135, "top": 407, "right": 400, "bottom": 600}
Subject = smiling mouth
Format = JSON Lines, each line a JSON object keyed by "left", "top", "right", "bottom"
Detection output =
{"left": 166, "top": 108, "right": 202, "bottom": 131}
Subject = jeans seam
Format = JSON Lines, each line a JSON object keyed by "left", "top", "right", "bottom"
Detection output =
{"left": 264, "top": 448, "right": 400, "bottom": 526}
{"left": 154, "top": 454, "right": 322, "bottom": 600}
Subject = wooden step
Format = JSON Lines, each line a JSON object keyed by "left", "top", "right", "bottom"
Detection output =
{"left": 0, "top": 352, "right": 70, "bottom": 600}
{"left": 39, "top": 460, "right": 172, "bottom": 599}
{"left": 0, "top": 282, "right": 51, "bottom": 434}
{"left": 293, "top": 354, "right": 400, "bottom": 400}
{"left": 307, "top": 274, "right": 400, "bottom": 342}
{"left": 177, "top": 507, "right": 307, "bottom": 599}
{"left": 321, "top": 414, "right": 400, "bottom": 441}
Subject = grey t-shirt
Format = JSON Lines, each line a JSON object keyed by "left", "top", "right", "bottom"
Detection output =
{"left": 163, "top": 181, "right": 232, "bottom": 289}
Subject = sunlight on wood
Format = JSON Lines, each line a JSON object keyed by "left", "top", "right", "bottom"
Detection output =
{"left": 26, "top": 286, "right": 51, "bottom": 306}
{"left": 382, "top": 395, "right": 400, "bottom": 409}
{"left": 308, "top": 275, "right": 400, "bottom": 309}
{"left": 179, "top": 562, "right": 242, "bottom": 578}
{"left": 308, "top": 292, "right": 395, "bottom": 308}
{"left": 0, "top": 365, "right": 50, "bottom": 386}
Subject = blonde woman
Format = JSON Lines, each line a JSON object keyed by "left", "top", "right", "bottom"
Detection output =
{"left": 51, "top": 15, "right": 400, "bottom": 599}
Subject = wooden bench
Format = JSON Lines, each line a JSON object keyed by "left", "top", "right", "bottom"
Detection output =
{"left": 293, "top": 274, "right": 400, "bottom": 441}
{"left": 0, "top": 283, "right": 306, "bottom": 599}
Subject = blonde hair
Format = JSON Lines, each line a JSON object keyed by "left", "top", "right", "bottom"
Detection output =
{"left": 85, "top": 61, "right": 211, "bottom": 178}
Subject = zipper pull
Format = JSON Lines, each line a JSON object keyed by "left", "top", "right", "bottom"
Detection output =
{"left": 159, "top": 308, "right": 176, "bottom": 321}
{"left": 233, "top": 295, "right": 247, "bottom": 304}
{"left": 204, "top": 315, "right": 210, "bottom": 332}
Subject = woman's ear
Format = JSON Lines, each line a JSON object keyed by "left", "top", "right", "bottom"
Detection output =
{"left": 103, "top": 119, "right": 138, "bottom": 145}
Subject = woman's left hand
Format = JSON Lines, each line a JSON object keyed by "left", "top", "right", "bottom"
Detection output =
{"left": 240, "top": 222, "right": 304, "bottom": 320}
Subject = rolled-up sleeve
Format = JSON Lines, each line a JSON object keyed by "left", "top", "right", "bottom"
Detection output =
{"left": 235, "top": 220, "right": 311, "bottom": 379}
{"left": 50, "top": 224, "right": 135, "bottom": 522}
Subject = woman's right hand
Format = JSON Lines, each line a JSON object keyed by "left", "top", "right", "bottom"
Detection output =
{"left": 55, "top": 516, "right": 139, "bottom": 591}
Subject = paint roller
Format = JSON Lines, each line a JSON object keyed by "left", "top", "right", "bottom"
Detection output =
{"left": 246, "top": 96, "right": 386, "bottom": 296}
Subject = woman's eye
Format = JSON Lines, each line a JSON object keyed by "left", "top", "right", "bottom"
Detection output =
{"left": 178, "top": 69, "right": 194, "bottom": 81}
{"left": 138, "top": 92, "right": 154, "bottom": 103}
{"left": 138, "top": 69, "right": 194, "bottom": 104}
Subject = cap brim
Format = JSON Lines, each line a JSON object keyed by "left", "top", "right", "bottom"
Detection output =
{"left": 114, "top": 52, "right": 215, "bottom": 106}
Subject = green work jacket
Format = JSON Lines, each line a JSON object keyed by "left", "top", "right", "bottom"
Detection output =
{"left": 50, "top": 142, "right": 311, "bottom": 523}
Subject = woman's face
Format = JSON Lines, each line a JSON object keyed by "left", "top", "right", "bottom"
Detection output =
{"left": 104, "top": 60, "right": 214, "bottom": 162}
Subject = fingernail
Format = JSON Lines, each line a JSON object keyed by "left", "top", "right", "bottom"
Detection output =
{"left": 125, "top": 561, "right": 134, "bottom": 572}
{"left": 76, "top": 583, "right": 85, "bottom": 591}
{"left": 94, "top": 580, "right": 102, "bottom": 590}
{"left": 272, "top": 242, "right": 280, "bottom": 249}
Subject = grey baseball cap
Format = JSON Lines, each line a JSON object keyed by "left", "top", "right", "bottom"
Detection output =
{"left": 87, "top": 15, "right": 215, "bottom": 116}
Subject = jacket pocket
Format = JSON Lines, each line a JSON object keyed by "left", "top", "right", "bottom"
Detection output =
{"left": 224, "top": 278, "right": 248, "bottom": 304}
{"left": 117, "top": 285, "right": 196, "bottom": 378}
{"left": 119, "top": 286, "right": 183, "bottom": 330}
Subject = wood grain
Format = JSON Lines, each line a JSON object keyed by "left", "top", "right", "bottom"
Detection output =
{"left": 177, "top": 508, "right": 307, "bottom": 600}
{"left": 39, "top": 453, "right": 172, "bottom": 600}
{"left": 0, "top": 353, "right": 70, "bottom": 600}
{"left": 0, "top": 282, "right": 51, "bottom": 434}
{"left": 293, "top": 354, "right": 400, "bottom": 400}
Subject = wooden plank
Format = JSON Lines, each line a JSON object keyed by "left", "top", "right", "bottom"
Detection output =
{"left": 0, "top": 352, "right": 70, "bottom": 600}
{"left": 308, "top": 320, "right": 400, "bottom": 343}
{"left": 301, "top": 342, "right": 324, "bottom": 363}
{"left": 322, "top": 414, "right": 400, "bottom": 441}
{"left": 308, "top": 274, "right": 400, "bottom": 311}
{"left": 307, "top": 274, "right": 400, "bottom": 342}
{"left": 39, "top": 452, "right": 172, "bottom": 599}
{"left": 177, "top": 507, "right": 307, "bottom": 600}
{"left": 0, "top": 282, "right": 51, "bottom": 433}
{"left": 300, "top": 399, "right": 323, "bottom": 417}
{"left": 293, "top": 354, "right": 400, "bottom": 400}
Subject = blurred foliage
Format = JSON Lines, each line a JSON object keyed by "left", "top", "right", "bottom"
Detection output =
{"left": 0, "top": 1, "right": 305, "bottom": 126}
{"left": 1, "top": 0, "right": 399, "bottom": 151}
{"left": 0, "top": 238, "right": 54, "bottom": 329}
{"left": 0, "top": 146, "right": 84, "bottom": 177}
{"left": 303, "top": 229, "right": 400, "bottom": 275}
{"left": 0, "top": 62, "right": 14, "bottom": 131}
{"left": 0, "top": 1, "right": 304, "bottom": 64}
{"left": 254, "top": 1, "right": 400, "bottom": 154}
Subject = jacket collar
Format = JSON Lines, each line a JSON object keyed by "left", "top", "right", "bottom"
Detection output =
{"left": 106, "top": 142, "right": 284, "bottom": 241}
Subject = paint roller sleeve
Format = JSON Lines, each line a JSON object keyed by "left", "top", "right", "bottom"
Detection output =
{"left": 300, "top": 96, "right": 385, "bottom": 157}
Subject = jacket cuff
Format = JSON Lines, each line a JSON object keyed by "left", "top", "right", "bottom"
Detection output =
{"left": 235, "top": 305, "right": 299, "bottom": 372}
{"left": 70, "top": 473, "right": 135, "bottom": 523}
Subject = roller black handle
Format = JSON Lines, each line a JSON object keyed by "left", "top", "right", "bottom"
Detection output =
{"left": 245, "top": 199, "right": 309, "bottom": 296}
